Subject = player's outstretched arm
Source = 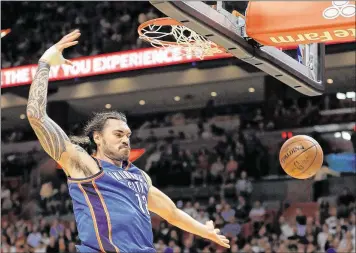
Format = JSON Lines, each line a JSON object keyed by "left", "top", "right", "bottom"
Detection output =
{"left": 148, "top": 186, "right": 230, "bottom": 248}
{"left": 27, "top": 30, "right": 98, "bottom": 177}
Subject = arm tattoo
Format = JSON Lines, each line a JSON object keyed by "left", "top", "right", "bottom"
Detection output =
{"left": 27, "top": 61, "right": 69, "bottom": 161}
{"left": 74, "top": 145, "right": 87, "bottom": 153}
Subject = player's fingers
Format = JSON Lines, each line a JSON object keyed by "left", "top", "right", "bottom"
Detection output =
{"left": 67, "top": 32, "right": 81, "bottom": 41}
{"left": 219, "top": 235, "right": 228, "bottom": 241}
{"left": 214, "top": 229, "right": 220, "bottom": 234}
{"left": 218, "top": 241, "right": 230, "bottom": 248}
{"left": 61, "top": 33, "right": 81, "bottom": 44}
{"left": 63, "top": 41, "right": 79, "bottom": 49}
{"left": 221, "top": 238, "right": 229, "bottom": 244}
{"left": 63, "top": 29, "right": 80, "bottom": 39}
{"left": 64, "top": 59, "right": 73, "bottom": 66}
{"left": 58, "top": 30, "right": 79, "bottom": 44}
{"left": 59, "top": 32, "right": 81, "bottom": 45}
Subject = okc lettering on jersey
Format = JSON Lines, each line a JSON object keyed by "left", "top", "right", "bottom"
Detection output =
{"left": 107, "top": 170, "right": 149, "bottom": 193}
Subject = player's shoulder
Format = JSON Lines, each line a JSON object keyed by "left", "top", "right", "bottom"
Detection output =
{"left": 127, "top": 163, "right": 152, "bottom": 187}
{"left": 139, "top": 168, "right": 153, "bottom": 187}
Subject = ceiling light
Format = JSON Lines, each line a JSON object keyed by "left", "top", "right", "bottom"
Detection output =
{"left": 346, "top": 92, "right": 355, "bottom": 99}
{"left": 248, "top": 88, "right": 255, "bottom": 93}
{"left": 334, "top": 132, "right": 341, "bottom": 138}
{"left": 211, "top": 92, "right": 217, "bottom": 97}
{"left": 327, "top": 78, "right": 333, "bottom": 84}
{"left": 336, "top": 93, "right": 346, "bottom": 100}
{"left": 174, "top": 96, "right": 181, "bottom": 101}
{"left": 105, "top": 104, "right": 112, "bottom": 109}
{"left": 139, "top": 100, "right": 146, "bottom": 105}
{"left": 20, "top": 114, "right": 26, "bottom": 120}
{"left": 342, "top": 132, "right": 351, "bottom": 140}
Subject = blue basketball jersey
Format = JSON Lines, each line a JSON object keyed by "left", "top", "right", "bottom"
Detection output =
{"left": 67, "top": 159, "right": 155, "bottom": 253}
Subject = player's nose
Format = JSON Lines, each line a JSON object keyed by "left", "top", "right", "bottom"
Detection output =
{"left": 121, "top": 138, "right": 130, "bottom": 148}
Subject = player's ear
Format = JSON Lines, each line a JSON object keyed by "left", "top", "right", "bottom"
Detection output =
{"left": 93, "top": 131, "right": 101, "bottom": 145}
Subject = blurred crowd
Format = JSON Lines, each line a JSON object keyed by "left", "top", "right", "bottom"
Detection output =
{"left": 2, "top": 177, "right": 355, "bottom": 253}
{"left": 1, "top": 1, "right": 159, "bottom": 67}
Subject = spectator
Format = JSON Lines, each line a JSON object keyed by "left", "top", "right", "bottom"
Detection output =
{"left": 253, "top": 109, "right": 264, "bottom": 123}
{"left": 278, "top": 216, "right": 294, "bottom": 240}
{"left": 196, "top": 209, "right": 209, "bottom": 224}
{"left": 68, "top": 242, "right": 77, "bottom": 253}
{"left": 313, "top": 161, "right": 340, "bottom": 201}
{"left": 49, "top": 219, "right": 64, "bottom": 239}
{"left": 249, "top": 200, "right": 266, "bottom": 223}
{"left": 225, "top": 155, "right": 238, "bottom": 174}
{"left": 221, "top": 216, "right": 241, "bottom": 237}
{"left": 221, "top": 172, "right": 236, "bottom": 197}
{"left": 337, "top": 230, "right": 354, "bottom": 252}
{"left": 2, "top": 196, "right": 13, "bottom": 213}
{"left": 295, "top": 208, "right": 307, "bottom": 237}
{"left": 209, "top": 157, "right": 224, "bottom": 184}
{"left": 27, "top": 225, "right": 42, "bottom": 249}
{"left": 326, "top": 207, "right": 338, "bottom": 235}
{"left": 182, "top": 236, "right": 197, "bottom": 253}
{"left": 1, "top": 184, "right": 11, "bottom": 200}
{"left": 235, "top": 170, "right": 253, "bottom": 198}
{"left": 317, "top": 224, "right": 329, "bottom": 250}
{"left": 183, "top": 201, "right": 198, "bottom": 219}
{"left": 337, "top": 187, "right": 355, "bottom": 218}
{"left": 221, "top": 203, "right": 235, "bottom": 222}
{"left": 206, "top": 197, "right": 217, "bottom": 219}
{"left": 319, "top": 199, "right": 330, "bottom": 225}
{"left": 235, "top": 195, "right": 249, "bottom": 221}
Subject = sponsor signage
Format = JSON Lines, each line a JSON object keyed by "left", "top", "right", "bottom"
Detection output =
{"left": 1, "top": 47, "right": 231, "bottom": 88}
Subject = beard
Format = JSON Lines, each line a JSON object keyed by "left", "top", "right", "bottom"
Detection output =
{"left": 103, "top": 140, "right": 130, "bottom": 161}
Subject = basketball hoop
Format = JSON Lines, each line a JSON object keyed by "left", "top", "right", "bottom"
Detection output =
{"left": 138, "top": 17, "right": 226, "bottom": 59}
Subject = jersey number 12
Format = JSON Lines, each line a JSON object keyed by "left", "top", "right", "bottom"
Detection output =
{"left": 135, "top": 193, "right": 150, "bottom": 216}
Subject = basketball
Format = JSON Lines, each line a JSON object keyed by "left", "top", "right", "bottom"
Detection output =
{"left": 279, "top": 135, "right": 324, "bottom": 179}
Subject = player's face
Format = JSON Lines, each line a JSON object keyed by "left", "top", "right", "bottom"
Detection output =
{"left": 98, "top": 119, "right": 131, "bottom": 161}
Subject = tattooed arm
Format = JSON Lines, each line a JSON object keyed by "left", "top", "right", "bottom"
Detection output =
{"left": 27, "top": 62, "right": 69, "bottom": 161}
{"left": 26, "top": 30, "right": 99, "bottom": 177}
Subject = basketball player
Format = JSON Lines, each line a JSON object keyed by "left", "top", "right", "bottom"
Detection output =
{"left": 27, "top": 30, "right": 230, "bottom": 252}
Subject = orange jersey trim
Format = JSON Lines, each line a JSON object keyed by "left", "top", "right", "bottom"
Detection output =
{"left": 67, "top": 170, "right": 104, "bottom": 183}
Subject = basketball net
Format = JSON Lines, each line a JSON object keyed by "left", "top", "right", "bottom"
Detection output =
{"left": 138, "top": 17, "right": 226, "bottom": 59}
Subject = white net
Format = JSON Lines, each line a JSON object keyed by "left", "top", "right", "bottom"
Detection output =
{"left": 139, "top": 22, "right": 225, "bottom": 59}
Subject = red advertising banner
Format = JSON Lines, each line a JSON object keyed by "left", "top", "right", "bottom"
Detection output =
{"left": 1, "top": 47, "right": 231, "bottom": 88}
{"left": 1, "top": 41, "right": 349, "bottom": 88}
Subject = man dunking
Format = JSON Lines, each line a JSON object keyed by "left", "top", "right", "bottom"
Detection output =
{"left": 27, "top": 30, "right": 230, "bottom": 252}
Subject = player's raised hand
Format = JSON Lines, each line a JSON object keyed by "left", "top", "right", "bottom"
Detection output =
{"left": 40, "top": 29, "right": 81, "bottom": 66}
{"left": 205, "top": 220, "right": 230, "bottom": 248}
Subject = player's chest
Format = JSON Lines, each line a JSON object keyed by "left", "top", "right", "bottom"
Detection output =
{"left": 104, "top": 170, "right": 149, "bottom": 195}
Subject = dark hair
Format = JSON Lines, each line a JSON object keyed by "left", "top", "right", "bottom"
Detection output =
{"left": 70, "top": 111, "right": 127, "bottom": 154}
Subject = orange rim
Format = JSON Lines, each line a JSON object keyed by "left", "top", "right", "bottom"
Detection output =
{"left": 138, "top": 17, "right": 187, "bottom": 46}
{"left": 138, "top": 17, "right": 226, "bottom": 53}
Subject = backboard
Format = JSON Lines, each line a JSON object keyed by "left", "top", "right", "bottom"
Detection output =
{"left": 148, "top": 1, "right": 353, "bottom": 96}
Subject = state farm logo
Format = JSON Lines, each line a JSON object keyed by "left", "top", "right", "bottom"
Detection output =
{"left": 323, "top": 1, "right": 355, "bottom": 19}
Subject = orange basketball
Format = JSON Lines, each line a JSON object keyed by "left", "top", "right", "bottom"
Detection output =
{"left": 279, "top": 135, "right": 323, "bottom": 179}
